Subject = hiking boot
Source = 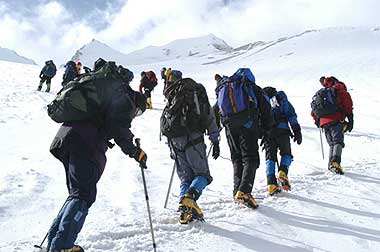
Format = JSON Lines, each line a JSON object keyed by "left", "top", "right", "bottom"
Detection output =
{"left": 178, "top": 205, "right": 193, "bottom": 224}
{"left": 328, "top": 162, "right": 344, "bottom": 175}
{"left": 234, "top": 191, "right": 259, "bottom": 209}
{"left": 54, "top": 245, "right": 84, "bottom": 252}
{"left": 267, "top": 184, "right": 282, "bottom": 196}
{"left": 37, "top": 85, "right": 42, "bottom": 91}
{"left": 146, "top": 97, "right": 152, "bottom": 109}
{"left": 278, "top": 170, "right": 291, "bottom": 191}
{"left": 178, "top": 189, "right": 203, "bottom": 224}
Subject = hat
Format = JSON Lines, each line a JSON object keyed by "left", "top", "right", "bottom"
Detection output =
{"left": 262, "top": 86, "right": 277, "bottom": 98}
{"left": 214, "top": 74, "right": 222, "bottom": 82}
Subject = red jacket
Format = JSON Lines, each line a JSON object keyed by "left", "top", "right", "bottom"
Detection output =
{"left": 311, "top": 82, "right": 353, "bottom": 127}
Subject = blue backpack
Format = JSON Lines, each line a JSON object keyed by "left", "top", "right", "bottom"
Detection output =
{"left": 216, "top": 68, "right": 258, "bottom": 128}
{"left": 171, "top": 70, "right": 182, "bottom": 83}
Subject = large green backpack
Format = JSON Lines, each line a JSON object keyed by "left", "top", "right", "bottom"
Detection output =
{"left": 47, "top": 61, "right": 124, "bottom": 124}
{"left": 160, "top": 78, "right": 210, "bottom": 138}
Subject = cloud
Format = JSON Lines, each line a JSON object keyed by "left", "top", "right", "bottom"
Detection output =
{"left": 0, "top": 0, "right": 379, "bottom": 65}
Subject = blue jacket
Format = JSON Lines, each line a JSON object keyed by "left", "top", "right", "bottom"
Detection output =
{"left": 268, "top": 91, "right": 299, "bottom": 130}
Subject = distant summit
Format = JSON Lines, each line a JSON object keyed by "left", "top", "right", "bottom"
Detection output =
{"left": 70, "top": 39, "right": 129, "bottom": 67}
{"left": 123, "top": 34, "right": 233, "bottom": 65}
{"left": 0, "top": 46, "right": 36, "bottom": 65}
{"left": 71, "top": 34, "right": 233, "bottom": 66}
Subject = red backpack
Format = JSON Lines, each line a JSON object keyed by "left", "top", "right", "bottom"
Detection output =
{"left": 146, "top": 71, "right": 158, "bottom": 83}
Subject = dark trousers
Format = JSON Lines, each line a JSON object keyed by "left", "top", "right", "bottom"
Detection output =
{"left": 226, "top": 126, "right": 259, "bottom": 196}
{"left": 38, "top": 75, "right": 52, "bottom": 91}
{"left": 63, "top": 152, "right": 100, "bottom": 207}
{"left": 264, "top": 132, "right": 292, "bottom": 184}
{"left": 144, "top": 88, "right": 152, "bottom": 98}
{"left": 323, "top": 122, "right": 344, "bottom": 164}
{"left": 47, "top": 151, "right": 100, "bottom": 251}
{"left": 264, "top": 133, "right": 292, "bottom": 161}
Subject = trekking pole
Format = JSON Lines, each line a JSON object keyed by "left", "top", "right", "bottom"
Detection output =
{"left": 207, "top": 143, "right": 213, "bottom": 158}
{"left": 164, "top": 162, "right": 176, "bottom": 209}
{"left": 135, "top": 138, "right": 157, "bottom": 252}
{"left": 319, "top": 128, "right": 325, "bottom": 160}
{"left": 33, "top": 200, "right": 67, "bottom": 250}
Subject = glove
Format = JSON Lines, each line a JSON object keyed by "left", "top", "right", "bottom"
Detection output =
{"left": 131, "top": 147, "right": 147, "bottom": 168}
{"left": 346, "top": 113, "right": 354, "bottom": 132}
{"left": 291, "top": 124, "right": 302, "bottom": 145}
{"left": 212, "top": 142, "right": 220, "bottom": 160}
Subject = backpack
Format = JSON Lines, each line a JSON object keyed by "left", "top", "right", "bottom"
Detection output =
{"left": 311, "top": 87, "right": 338, "bottom": 117}
{"left": 43, "top": 61, "right": 57, "bottom": 77}
{"left": 144, "top": 71, "right": 158, "bottom": 89}
{"left": 146, "top": 71, "right": 157, "bottom": 83}
{"left": 160, "top": 78, "right": 210, "bottom": 138}
{"left": 216, "top": 68, "right": 258, "bottom": 128}
{"left": 171, "top": 70, "right": 182, "bottom": 82}
{"left": 47, "top": 61, "right": 125, "bottom": 124}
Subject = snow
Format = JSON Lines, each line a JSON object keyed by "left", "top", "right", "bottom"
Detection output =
{"left": 0, "top": 46, "right": 36, "bottom": 65}
{"left": 1, "top": 26, "right": 380, "bottom": 252}
{"left": 71, "top": 34, "right": 232, "bottom": 67}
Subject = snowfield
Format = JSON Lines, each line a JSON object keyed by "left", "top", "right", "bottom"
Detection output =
{"left": 1, "top": 27, "right": 380, "bottom": 252}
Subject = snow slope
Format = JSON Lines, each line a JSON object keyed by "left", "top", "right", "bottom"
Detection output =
{"left": 1, "top": 27, "right": 380, "bottom": 252}
{"left": 0, "top": 46, "right": 36, "bottom": 65}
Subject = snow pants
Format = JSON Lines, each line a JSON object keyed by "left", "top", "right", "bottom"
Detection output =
{"left": 264, "top": 132, "right": 292, "bottom": 184}
{"left": 47, "top": 150, "right": 100, "bottom": 251}
{"left": 38, "top": 75, "right": 52, "bottom": 92}
{"left": 226, "top": 126, "right": 259, "bottom": 196}
{"left": 170, "top": 133, "right": 212, "bottom": 199}
{"left": 323, "top": 122, "right": 344, "bottom": 165}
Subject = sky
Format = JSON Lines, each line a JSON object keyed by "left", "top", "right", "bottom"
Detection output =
{"left": 0, "top": 0, "right": 379, "bottom": 65}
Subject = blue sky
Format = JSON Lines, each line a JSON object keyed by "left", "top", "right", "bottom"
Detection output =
{"left": 0, "top": 0, "right": 379, "bottom": 64}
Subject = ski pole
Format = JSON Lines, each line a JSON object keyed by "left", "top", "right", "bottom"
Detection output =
{"left": 319, "top": 128, "right": 325, "bottom": 160}
{"left": 135, "top": 138, "right": 157, "bottom": 252}
{"left": 33, "top": 200, "right": 67, "bottom": 250}
{"left": 164, "top": 162, "right": 176, "bottom": 209}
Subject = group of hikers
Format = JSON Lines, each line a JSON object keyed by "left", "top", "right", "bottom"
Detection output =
{"left": 39, "top": 58, "right": 353, "bottom": 252}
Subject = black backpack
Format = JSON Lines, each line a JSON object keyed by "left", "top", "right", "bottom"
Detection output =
{"left": 160, "top": 78, "right": 210, "bottom": 138}
{"left": 47, "top": 61, "right": 125, "bottom": 124}
{"left": 311, "top": 87, "right": 338, "bottom": 117}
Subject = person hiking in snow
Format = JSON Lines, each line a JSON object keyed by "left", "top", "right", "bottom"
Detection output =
{"left": 61, "top": 60, "right": 78, "bottom": 86}
{"left": 38, "top": 60, "right": 57, "bottom": 92}
{"left": 311, "top": 76, "right": 353, "bottom": 174}
{"left": 261, "top": 86, "right": 302, "bottom": 195}
{"left": 160, "top": 77, "right": 220, "bottom": 224}
{"left": 139, "top": 71, "right": 158, "bottom": 109}
{"left": 215, "top": 68, "right": 274, "bottom": 209}
{"left": 46, "top": 59, "right": 147, "bottom": 252}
